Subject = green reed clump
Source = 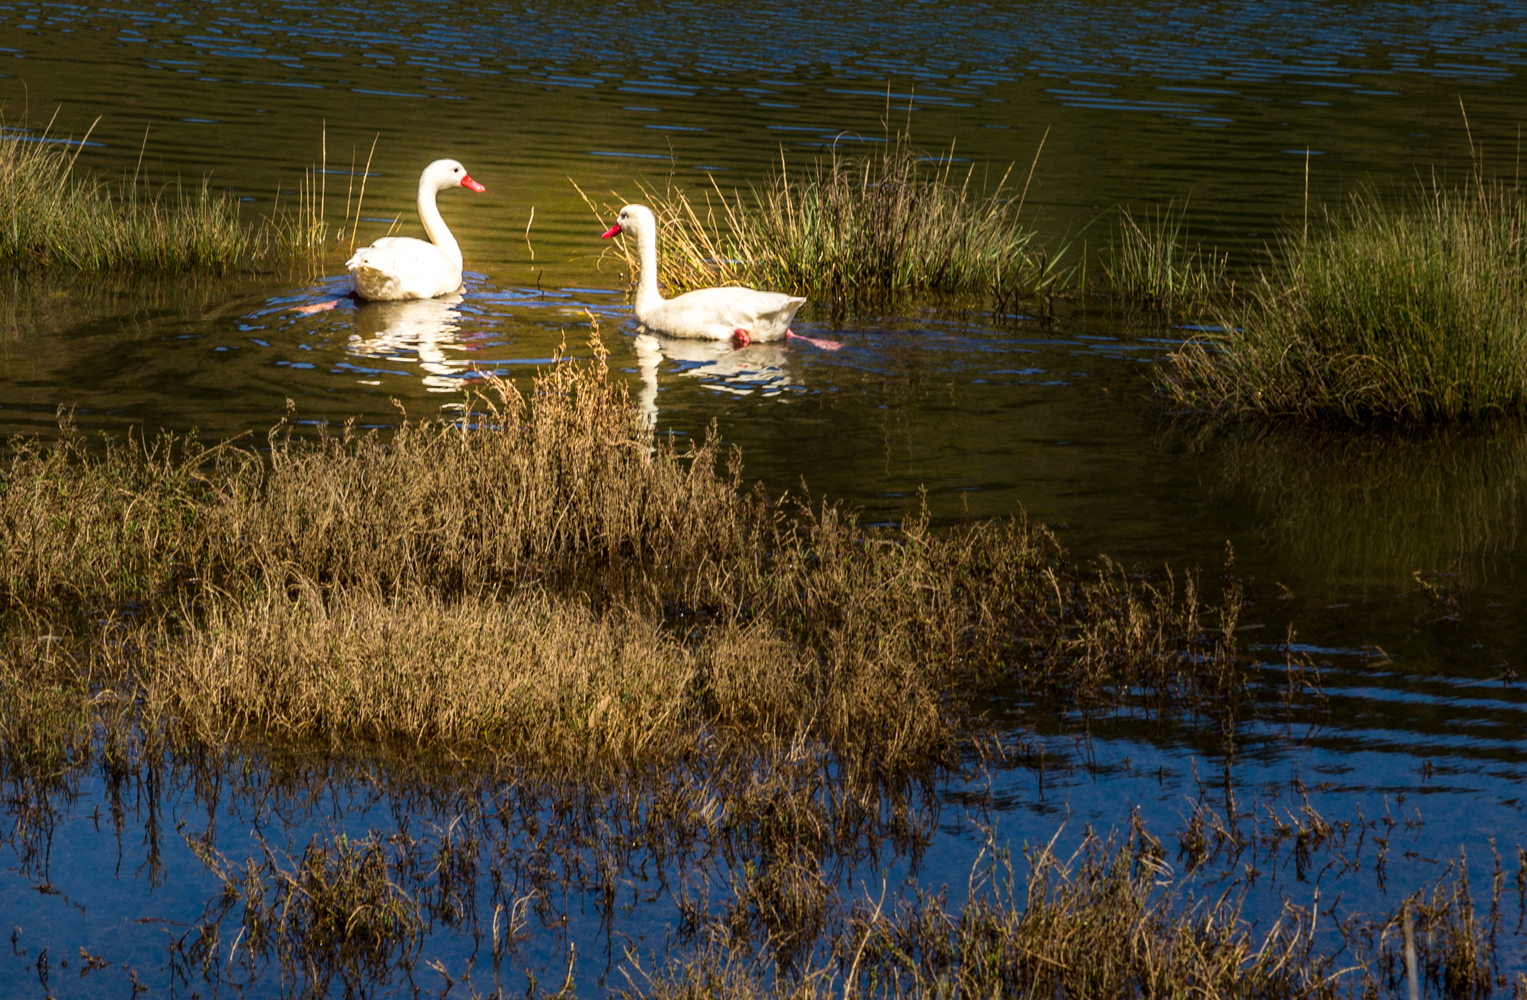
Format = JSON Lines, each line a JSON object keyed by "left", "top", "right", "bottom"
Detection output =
{"left": 0, "top": 117, "right": 326, "bottom": 272}
{"left": 1104, "top": 202, "right": 1229, "bottom": 305}
{"left": 1163, "top": 179, "right": 1527, "bottom": 424}
{"left": 606, "top": 132, "right": 1062, "bottom": 306}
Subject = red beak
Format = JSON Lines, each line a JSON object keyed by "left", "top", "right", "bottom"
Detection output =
{"left": 601, "top": 224, "right": 622, "bottom": 239}
{"left": 460, "top": 174, "right": 486, "bottom": 193}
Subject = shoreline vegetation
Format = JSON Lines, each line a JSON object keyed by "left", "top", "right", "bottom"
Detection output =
{"left": 1, "top": 323, "right": 1287, "bottom": 768}
{"left": 2, "top": 326, "right": 1522, "bottom": 996}
{"left": 0, "top": 113, "right": 330, "bottom": 272}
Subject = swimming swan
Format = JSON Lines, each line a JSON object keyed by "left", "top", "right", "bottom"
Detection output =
{"left": 602, "top": 204, "right": 839, "bottom": 349}
{"left": 347, "top": 158, "right": 485, "bottom": 301}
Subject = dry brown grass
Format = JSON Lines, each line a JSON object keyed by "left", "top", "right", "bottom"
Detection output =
{"left": 848, "top": 829, "right": 1327, "bottom": 999}
{"left": 0, "top": 323, "right": 1273, "bottom": 770}
{"left": 631, "top": 824, "right": 1527, "bottom": 1000}
{"left": 627, "top": 824, "right": 1338, "bottom": 1000}
{"left": 153, "top": 588, "right": 696, "bottom": 759}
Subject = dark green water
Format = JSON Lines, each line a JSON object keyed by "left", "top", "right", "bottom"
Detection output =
{"left": 3, "top": 1, "right": 1527, "bottom": 994}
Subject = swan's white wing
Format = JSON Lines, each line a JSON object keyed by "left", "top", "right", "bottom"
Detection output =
{"left": 346, "top": 237, "right": 462, "bottom": 301}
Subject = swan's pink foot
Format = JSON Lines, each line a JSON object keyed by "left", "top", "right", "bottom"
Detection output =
{"left": 732, "top": 328, "right": 752, "bottom": 348}
{"left": 291, "top": 292, "right": 357, "bottom": 316}
{"left": 786, "top": 329, "right": 845, "bottom": 351}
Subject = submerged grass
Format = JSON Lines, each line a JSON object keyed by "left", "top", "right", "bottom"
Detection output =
{"left": 0, "top": 323, "right": 1280, "bottom": 769}
{"left": 597, "top": 131, "right": 1064, "bottom": 309}
{"left": 0, "top": 114, "right": 328, "bottom": 273}
{"left": 633, "top": 822, "right": 1527, "bottom": 1000}
{"left": 1163, "top": 177, "right": 1527, "bottom": 424}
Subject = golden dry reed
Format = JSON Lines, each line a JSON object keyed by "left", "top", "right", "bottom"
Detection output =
{"left": 629, "top": 824, "right": 1522, "bottom": 1000}
{"left": 0, "top": 326, "right": 1260, "bottom": 767}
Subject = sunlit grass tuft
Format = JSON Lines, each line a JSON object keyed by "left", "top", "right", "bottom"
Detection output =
{"left": 1163, "top": 178, "right": 1527, "bottom": 424}
{"left": 593, "top": 132, "right": 1065, "bottom": 308}
{"left": 0, "top": 114, "right": 329, "bottom": 273}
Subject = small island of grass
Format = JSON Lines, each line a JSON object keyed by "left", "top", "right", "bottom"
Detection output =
{"left": 1162, "top": 178, "right": 1527, "bottom": 425}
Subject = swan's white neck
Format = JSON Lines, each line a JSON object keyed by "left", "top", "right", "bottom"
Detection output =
{"left": 633, "top": 223, "right": 663, "bottom": 319}
{"left": 417, "top": 176, "right": 462, "bottom": 272}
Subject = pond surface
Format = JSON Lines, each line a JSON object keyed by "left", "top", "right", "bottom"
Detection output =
{"left": 3, "top": 1, "right": 1527, "bottom": 995}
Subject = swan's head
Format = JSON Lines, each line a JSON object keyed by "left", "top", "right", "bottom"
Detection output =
{"left": 602, "top": 203, "right": 654, "bottom": 240}
{"left": 422, "top": 158, "right": 486, "bottom": 194}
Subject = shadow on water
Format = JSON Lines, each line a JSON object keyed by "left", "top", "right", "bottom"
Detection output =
{"left": 1199, "top": 422, "right": 1527, "bottom": 586}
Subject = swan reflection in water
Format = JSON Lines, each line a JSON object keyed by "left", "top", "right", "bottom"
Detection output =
{"left": 634, "top": 332, "right": 793, "bottom": 429}
{"left": 347, "top": 293, "right": 474, "bottom": 392}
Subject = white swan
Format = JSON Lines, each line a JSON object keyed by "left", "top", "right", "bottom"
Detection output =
{"left": 346, "top": 158, "right": 485, "bottom": 301}
{"left": 603, "top": 204, "right": 839, "bottom": 350}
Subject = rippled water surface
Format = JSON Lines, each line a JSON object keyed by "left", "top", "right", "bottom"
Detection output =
{"left": 3, "top": 1, "right": 1527, "bottom": 994}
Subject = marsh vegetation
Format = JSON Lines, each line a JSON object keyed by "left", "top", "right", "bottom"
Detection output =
{"left": 0, "top": 114, "right": 329, "bottom": 273}
{"left": 8, "top": 730, "right": 1523, "bottom": 999}
{"left": 597, "top": 132, "right": 1064, "bottom": 309}
{"left": 0, "top": 322, "right": 1291, "bottom": 768}
{"left": 1163, "top": 178, "right": 1527, "bottom": 424}
{"left": 3, "top": 35, "right": 1526, "bottom": 990}
{"left": 14, "top": 318, "right": 1511, "bottom": 996}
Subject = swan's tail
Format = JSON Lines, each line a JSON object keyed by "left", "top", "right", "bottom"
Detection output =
{"left": 351, "top": 265, "right": 394, "bottom": 302}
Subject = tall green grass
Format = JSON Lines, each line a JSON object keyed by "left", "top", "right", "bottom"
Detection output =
{"left": 1103, "top": 201, "right": 1228, "bottom": 305}
{"left": 594, "top": 132, "right": 1065, "bottom": 306}
{"left": 1163, "top": 179, "right": 1527, "bottom": 424}
{"left": 0, "top": 116, "right": 325, "bottom": 273}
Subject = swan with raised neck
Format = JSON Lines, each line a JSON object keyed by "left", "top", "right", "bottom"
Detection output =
{"left": 602, "top": 203, "right": 811, "bottom": 348}
{"left": 347, "top": 158, "right": 484, "bottom": 301}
